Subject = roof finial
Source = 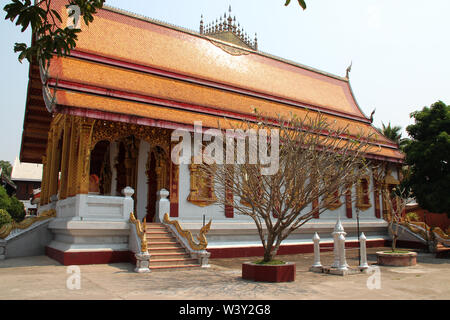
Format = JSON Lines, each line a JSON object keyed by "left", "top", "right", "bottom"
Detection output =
{"left": 346, "top": 61, "right": 352, "bottom": 78}
{"left": 200, "top": 14, "right": 204, "bottom": 34}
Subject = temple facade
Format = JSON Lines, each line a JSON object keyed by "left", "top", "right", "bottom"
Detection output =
{"left": 20, "top": 2, "right": 404, "bottom": 265}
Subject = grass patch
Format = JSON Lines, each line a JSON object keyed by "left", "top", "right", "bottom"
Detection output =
{"left": 382, "top": 250, "right": 411, "bottom": 254}
{"left": 253, "top": 259, "right": 286, "bottom": 265}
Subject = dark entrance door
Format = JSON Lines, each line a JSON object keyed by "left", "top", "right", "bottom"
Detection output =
{"left": 145, "top": 152, "right": 157, "bottom": 222}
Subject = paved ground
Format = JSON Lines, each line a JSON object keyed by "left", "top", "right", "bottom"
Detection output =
{"left": 0, "top": 247, "right": 448, "bottom": 300}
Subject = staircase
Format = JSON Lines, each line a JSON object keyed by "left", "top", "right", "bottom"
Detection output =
{"left": 145, "top": 222, "right": 200, "bottom": 270}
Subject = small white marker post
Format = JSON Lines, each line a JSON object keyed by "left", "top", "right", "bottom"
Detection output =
{"left": 312, "top": 232, "right": 322, "bottom": 268}
{"left": 338, "top": 234, "right": 348, "bottom": 271}
{"left": 359, "top": 232, "right": 369, "bottom": 270}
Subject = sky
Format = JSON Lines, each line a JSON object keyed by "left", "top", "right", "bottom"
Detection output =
{"left": 0, "top": 0, "right": 449, "bottom": 164}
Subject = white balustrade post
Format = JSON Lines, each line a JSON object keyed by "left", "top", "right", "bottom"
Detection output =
{"left": 155, "top": 189, "right": 170, "bottom": 223}
{"left": 135, "top": 252, "right": 151, "bottom": 273}
{"left": 338, "top": 234, "right": 348, "bottom": 271}
{"left": 312, "top": 232, "right": 322, "bottom": 268}
{"left": 122, "top": 186, "right": 135, "bottom": 219}
{"left": 359, "top": 232, "right": 369, "bottom": 269}
{"left": 331, "top": 216, "right": 345, "bottom": 268}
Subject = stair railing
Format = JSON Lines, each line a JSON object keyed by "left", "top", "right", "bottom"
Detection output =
{"left": 163, "top": 213, "right": 211, "bottom": 268}
{"left": 129, "top": 212, "right": 151, "bottom": 273}
{"left": 0, "top": 209, "right": 56, "bottom": 240}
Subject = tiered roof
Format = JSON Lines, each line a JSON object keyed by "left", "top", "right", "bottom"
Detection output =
{"left": 20, "top": 0, "right": 404, "bottom": 163}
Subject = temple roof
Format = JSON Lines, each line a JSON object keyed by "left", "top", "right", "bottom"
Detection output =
{"left": 200, "top": 6, "right": 258, "bottom": 51}
{"left": 20, "top": 1, "right": 404, "bottom": 163}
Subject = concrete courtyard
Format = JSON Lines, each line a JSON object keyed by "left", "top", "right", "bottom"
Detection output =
{"left": 0, "top": 247, "right": 448, "bottom": 300}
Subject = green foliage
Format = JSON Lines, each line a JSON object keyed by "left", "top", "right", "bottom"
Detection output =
{"left": 403, "top": 101, "right": 450, "bottom": 216}
{"left": 285, "top": 0, "right": 307, "bottom": 10}
{"left": 0, "top": 186, "right": 11, "bottom": 210}
{"left": 0, "top": 186, "right": 25, "bottom": 222}
{"left": 8, "top": 196, "right": 25, "bottom": 222}
{"left": 379, "top": 122, "right": 410, "bottom": 151}
{"left": 0, "top": 160, "right": 12, "bottom": 179}
{"left": 0, "top": 209, "right": 13, "bottom": 227}
{"left": 3, "top": 0, "right": 104, "bottom": 67}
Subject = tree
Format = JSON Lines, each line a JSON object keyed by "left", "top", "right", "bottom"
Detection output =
{"left": 382, "top": 186, "right": 412, "bottom": 252}
{"left": 198, "top": 111, "right": 372, "bottom": 263}
{"left": 379, "top": 122, "right": 410, "bottom": 151}
{"left": 403, "top": 101, "right": 450, "bottom": 216}
{"left": 0, "top": 186, "right": 25, "bottom": 222}
{"left": 0, "top": 160, "right": 12, "bottom": 179}
{"left": 285, "top": 0, "right": 307, "bottom": 10}
{"left": 3, "top": 0, "right": 104, "bottom": 67}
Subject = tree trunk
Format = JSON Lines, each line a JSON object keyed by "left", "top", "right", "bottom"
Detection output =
{"left": 263, "top": 235, "right": 276, "bottom": 262}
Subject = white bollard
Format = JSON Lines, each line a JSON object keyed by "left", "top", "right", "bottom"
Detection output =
{"left": 359, "top": 232, "right": 369, "bottom": 269}
{"left": 331, "top": 216, "right": 345, "bottom": 268}
{"left": 338, "top": 234, "right": 348, "bottom": 271}
{"left": 312, "top": 232, "right": 322, "bottom": 268}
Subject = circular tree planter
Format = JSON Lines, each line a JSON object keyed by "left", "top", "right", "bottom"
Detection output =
{"left": 242, "top": 262, "right": 296, "bottom": 282}
{"left": 376, "top": 251, "right": 417, "bottom": 267}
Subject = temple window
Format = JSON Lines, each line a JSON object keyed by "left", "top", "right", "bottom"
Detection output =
{"left": 356, "top": 176, "right": 371, "bottom": 210}
{"left": 187, "top": 156, "right": 217, "bottom": 207}
{"left": 325, "top": 190, "right": 342, "bottom": 210}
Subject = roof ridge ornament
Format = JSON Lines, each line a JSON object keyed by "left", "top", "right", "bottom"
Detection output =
{"left": 200, "top": 6, "right": 258, "bottom": 51}
{"left": 346, "top": 61, "right": 352, "bottom": 79}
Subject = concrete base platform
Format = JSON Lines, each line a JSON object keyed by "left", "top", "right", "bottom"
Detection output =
{"left": 309, "top": 265, "right": 370, "bottom": 276}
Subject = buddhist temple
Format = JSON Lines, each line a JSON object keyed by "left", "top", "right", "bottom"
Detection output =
{"left": 18, "top": 1, "right": 404, "bottom": 267}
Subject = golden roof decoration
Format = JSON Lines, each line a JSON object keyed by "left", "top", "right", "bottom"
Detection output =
{"left": 200, "top": 6, "right": 257, "bottom": 50}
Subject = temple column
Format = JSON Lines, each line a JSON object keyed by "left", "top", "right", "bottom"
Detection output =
{"left": 40, "top": 155, "right": 48, "bottom": 206}
{"left": 67, "top": 118, "right": 79, "bottom": 197}
{"left": 76, "top": 119, "right": 95, "bottom": 195}
{"left": 42, "top": 130, "right": 54, "bottom": 205}
{"left": 48, "top": 128, "right": 61, "bottom": 200}
{"left": 59, "top": 116, "right": 71, "bottom": 200}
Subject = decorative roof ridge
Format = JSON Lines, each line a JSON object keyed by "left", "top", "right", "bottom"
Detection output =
{"left": 102, "top": 5, "right": 349, "bottom": 84}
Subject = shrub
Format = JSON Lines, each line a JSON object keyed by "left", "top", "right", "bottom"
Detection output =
{"left": 0, "top": 208, "right": 12, "bottom": 227}
{"left": 0, "top": 186, "right": 11, "bottom": 211}
{"left": 8, "top": 196, "right": 25, "bottom": 223}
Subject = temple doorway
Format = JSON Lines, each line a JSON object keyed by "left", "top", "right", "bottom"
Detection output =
{"left": 145, "top": 146, "right": 170, "bottom": 222}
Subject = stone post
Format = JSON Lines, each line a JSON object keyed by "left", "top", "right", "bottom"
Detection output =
{"left": 122, "top": 187, "right": 135, "bottom": 220}
{"left": 338, "top": 234, "right": 348, "bottom": 271}
{"left": 331, "top": 216, "right": 346, "bottom": 268}
{"left": 134, "top": 252, "right": 151, "bottom": 273}
{"left": 312, "top": 232, "right": 322, "bottom": 268}
{"left": 155, "top": 189, "right": 170, "bottom": 223}
{"left": 359, "top": 232, "right": 369, "bottom": 269}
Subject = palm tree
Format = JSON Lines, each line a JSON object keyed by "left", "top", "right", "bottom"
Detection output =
{"left": 379, "top": 122, "right": 410, "bottom": 151}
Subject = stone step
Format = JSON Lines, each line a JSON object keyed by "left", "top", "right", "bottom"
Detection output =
{"left": 149, "top": 264, "right": 201, "bottom": 271}
{"left": 148, "top": 241, "right": 182, "bottom": 248}
{"left": 146, "top": 233, "right": 174, "bottom": 239}
{"left": 147, "top": 237, "right": 178, "bottom": 244}
{"left": 150, "top": 258, "right": 199, "bottom": 267}
{"left": 148, "top": 247, "right": 186, "bottom": 254}
{"left": 150, "top": 252, "right": 191, "bottom": 260}
{"left": 146, "top": 225, "right": 167, "bottom": 231}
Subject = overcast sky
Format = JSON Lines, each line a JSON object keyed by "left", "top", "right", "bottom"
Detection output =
{"left": 0, "top": 0, "right": 449, "bottom": 164}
